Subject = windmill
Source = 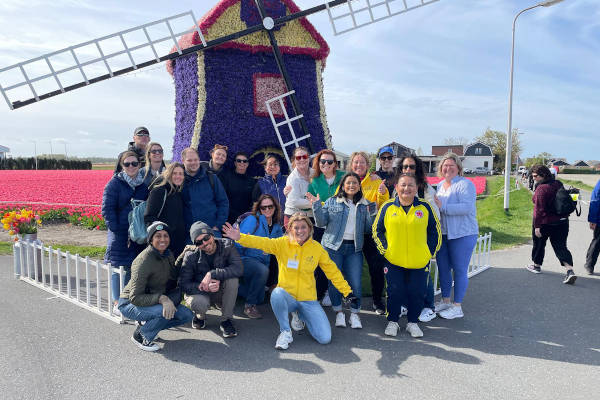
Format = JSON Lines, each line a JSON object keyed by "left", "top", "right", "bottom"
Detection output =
{"left": 0, "top": 0, "right": 440, "bottom": 170}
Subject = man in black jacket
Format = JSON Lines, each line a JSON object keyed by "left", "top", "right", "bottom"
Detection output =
{"left": 179, "top": 221, "right": 242, "bottom": 337}
{"left": 114, "top": 126, "right": 150, "bottom": 174}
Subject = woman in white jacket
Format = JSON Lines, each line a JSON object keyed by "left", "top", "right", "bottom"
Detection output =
{"left": 283, "top": 146, "right": 314, "bottom": 227}
{"left": 396, "top": 155, "right": 441, "bottom": 323}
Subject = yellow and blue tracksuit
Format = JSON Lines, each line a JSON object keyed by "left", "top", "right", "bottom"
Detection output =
{"left": 372, "top": 196, "right": 441, "bottom": 323}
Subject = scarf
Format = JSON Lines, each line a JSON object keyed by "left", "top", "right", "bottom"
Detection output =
{"left": 118, "top": 170, "right": 145, "bottom": 189}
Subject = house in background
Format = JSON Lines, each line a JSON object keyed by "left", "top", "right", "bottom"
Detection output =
{"left": 461, "top": 142, "right": 493, "bottom": 171}
{"left": 549, "top": 159, "right": 570, "bottom": 169}
{"left": 333, "top": 149, "right": 349, "bottom": 171}
{"left": 572, "top": 160, "right": 591, "bottom": 169}
{"left": 0, "top": 145, "right": 9, "bottom": 160}
{"left": 431, "top": 145, "right": 464, "bottom": 156}
{"left": 375, "top": 142, "right": 415, "bottom": 170}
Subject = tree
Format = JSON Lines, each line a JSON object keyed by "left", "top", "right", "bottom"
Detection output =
{"left": 476, "top": 127, "right": 523, "bottom": 171}
{"left": 524, "top": 152, "right": 553, "bottom": 167}
{"left": 443, "top": 136, "right": 470, "bottom": 146}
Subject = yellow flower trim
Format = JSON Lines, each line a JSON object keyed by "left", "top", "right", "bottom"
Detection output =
{"left": 315, "top": 59, "right": 331, "bottom": 150}
{"left": 191, "top": 52, "right": 207, "bottom": 150}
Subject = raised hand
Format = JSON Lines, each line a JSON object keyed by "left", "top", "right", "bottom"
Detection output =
{"left": 222, "top": 222, "right": 241, "bottom": 241}
{"left": 378, "top": 180, "right": 387, "bottom": 195}
{"left": 305, "top": 192, "right": 320, "bottom": 205}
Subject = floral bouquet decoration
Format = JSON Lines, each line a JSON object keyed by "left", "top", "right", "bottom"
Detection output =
{"left": 1, "top": 209, "right": 42, "bottom": 241}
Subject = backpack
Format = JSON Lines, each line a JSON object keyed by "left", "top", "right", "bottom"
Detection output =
{"left": 128, "top": 190, "right": 167, "bottom": 244}
{"left": 553, "top": 184, "right": 581, "bottom": 217}
{"left": 233, "top": 212, "right": 260, "bottom": 235}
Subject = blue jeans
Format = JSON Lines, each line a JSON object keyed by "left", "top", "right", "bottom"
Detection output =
{"left": 326, "top": 243, "right": 362, "bottom": 312}
{"left": 436, "top": 234, "right": 478, "bottom": 303}
{"left": 238, "top": 257, "right": 269, "bottom": 306}
{"left": 270, "top": 287, "right": 331, "bottom": 344}
{"left": 117, "top": 298, "right": 193, "bottom": 342}
{"left": 111, "top": 267, "right": 131, "bottom": 302}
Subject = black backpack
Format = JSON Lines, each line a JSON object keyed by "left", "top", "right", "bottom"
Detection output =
{"left": 233, "top": 212, "right": 260, "bottom": 235}
{"left": 553, "top": 183, "right": 581, "bottom": 217}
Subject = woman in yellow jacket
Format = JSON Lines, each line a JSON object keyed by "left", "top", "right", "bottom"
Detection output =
{"left": 346, "top": 151, "right": 389, "bottom": 315}
{"left": 222, "top": 213, "right": 354, "bottom": 350}
{"left": 373, "top": 173, "right": 441, "bottom": 338}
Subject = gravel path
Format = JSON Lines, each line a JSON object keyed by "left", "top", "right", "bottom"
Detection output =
{"left": 0, "top": 223, "right": 106, "bottom": 247}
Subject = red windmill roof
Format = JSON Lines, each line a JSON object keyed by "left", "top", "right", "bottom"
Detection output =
{"left": 167, "top": 0, "right": 329, "bottom": 75}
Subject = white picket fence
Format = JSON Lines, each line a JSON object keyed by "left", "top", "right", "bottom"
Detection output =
{"left": 13, "top": 239, "right": 125, "bottom": 323}
{"left": 12, "top": 232, "right": 493, "bottom": 324}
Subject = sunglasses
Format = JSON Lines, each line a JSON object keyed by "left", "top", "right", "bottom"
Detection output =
{"left": 380, "top": 156, "right": 393, "bottom": 161}
{"left": 260, "top": 204, "right": 275, "bottom": 211}
{"left": 532, "top": 174, "right": 539, "bottom": 178}
{"left": 402, "top": 164, "right": 416, "bottom": 170}
{"left": 319, "top": 159, "right": 335, "bottom": 165}
{"left": 235, "top": 159, "right": 249, "bottom": 163}
{"left": 295, "top": 154, "right": 309, "bottom": 161}
{"left": 150, "top": 149, "right": 163, "bottom": 154}
{"left": 123, "top": 161, "right": 139, "bottom": 168}
{"left": 194, "top": 235, "right": 212, "bottom": 245}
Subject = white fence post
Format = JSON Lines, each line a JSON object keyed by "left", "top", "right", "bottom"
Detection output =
{"left": 13, "top": 241, "right": 21, "bottom": 278}
{"left": 85, "top": 256, "right": 91, "bottom": 306}
{"left": 95, "top": 261, "right": 101, "bottom": 310}
{"left": 75, "top": 254, "right": 81, "bottom": 302}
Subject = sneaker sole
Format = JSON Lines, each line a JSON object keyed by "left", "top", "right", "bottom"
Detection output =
{"left": 220, "top": 327, "right": 238, "bottom": 338}
{"left": 130, "top": 335, "right": 159, "bottom": 352}
{"left": 440, "top": 313, "right": 464, "bottom": 320}
{"left": 563, "top": 275, "right": 577, "bottom": 284}
{"left": 526, "top": 267, "right": 542, "bottom": 274}
{"left": 275, "top": 343, "right": 289, "bottom": 350}
{"left": 419, "top": 314, "right": 437, "bottom": 323}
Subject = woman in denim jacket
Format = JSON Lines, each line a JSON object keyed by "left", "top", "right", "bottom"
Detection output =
{"left": 308, "top": 172, "right": 376, "bottom": 329}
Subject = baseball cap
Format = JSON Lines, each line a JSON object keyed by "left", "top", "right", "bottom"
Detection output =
{"left": 378, "top": 146, "right": 394, "bottom": 157}
{"left": 134, "top": 126, "right": 149, "bottom": 136}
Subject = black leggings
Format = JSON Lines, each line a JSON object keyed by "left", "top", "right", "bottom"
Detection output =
{"left": 531, "top": 220, "right": 573, "bottom": 266}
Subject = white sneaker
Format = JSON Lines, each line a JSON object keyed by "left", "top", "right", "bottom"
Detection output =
{"left": 112, "top": 304, "right": 121, "bottom": 317}
{"left": 321, "top": 292, "right": 332, "bottom": 307}
{"left": 349, "top": 312, "right": 362, "bottom": 329}
{"left": 439, "top": 305, "right": 464, "bottom": 319}
{"left": 335, "top": 312, "right": 346, "bottom": 327}
{"left": 400, "top": 306, "right": 407, "bottom": 317}
{"left": 384, "top": 321, "right": 399, "bottom": 336}
{"left": 418, "top": 308, "right": 437, "bottom": 322}
{"left": 290, "top": 311, "right": 305, "bottom": 331}
{"left": 406, "top": 322, "right": 424, "bottom": 338}
{"left": 275, "top": 330, "right": 293, "bottom": 350}
{"left": 434, "top": 301, "right": 451, "bottom": 313}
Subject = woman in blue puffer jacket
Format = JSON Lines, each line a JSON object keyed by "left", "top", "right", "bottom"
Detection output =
{"left": 102, "top": 151, "right": 150, "bottom": 311}
{"left": 252, "top": 155, "right": 287, "bottom": 218}
{"left": 308, "top": 172, "right": 376, "bottom": 330}
{"left": 235, "top": 194, "right": 284, "bottom": 319}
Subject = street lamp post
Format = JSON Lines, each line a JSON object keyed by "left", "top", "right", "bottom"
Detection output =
{"left": 503, "top": 0, "right": 565, "bottom": 211}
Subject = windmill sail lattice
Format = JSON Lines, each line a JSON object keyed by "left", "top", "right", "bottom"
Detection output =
{"left": 0, "top": 11, "right": 206, "bottom": 110}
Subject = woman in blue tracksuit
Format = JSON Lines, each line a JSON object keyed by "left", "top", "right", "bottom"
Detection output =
{"left": 236, "top": 194, "right": 284, "bottom": 319}
{"left": 252, "top": 155, "right": 287, "bottom": 218}
{"left": 308, "top": 172, "right": 376, "bottom": 330}
{"left": 102, "top": 151, "right": 149, "bottom": 312}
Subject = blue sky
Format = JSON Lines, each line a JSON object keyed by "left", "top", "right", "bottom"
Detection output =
{"left": 0, "top": 0, "right": 598, "bottom": 162}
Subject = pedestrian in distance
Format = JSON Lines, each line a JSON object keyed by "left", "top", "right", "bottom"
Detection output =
{"left": 117, "top": 222, "right": 194, "bottom": 352}
{"left": 222, "top": 213, "right": 356, "bottom": 351}
{"left": 114, "top": 126, "right": 150, "bottom": 174}
{"left": 374, "top": 173, "right": 441, "bottom": 338}
{"left": 526, "top": 165, "right": 577, "bottom": 284}
{"left": 179, "top": 221, "right": 243, "bottom": 338}
{"left": 308, "top": 172, "right": 377, "bottom": 329}
{"left": 102, "top": 151, "right": 150, "bottom": 313}
{"left": 144, "top": 162, "right": 187, "bottom": 258}
{"left": 347, "top": 151, "right": 389, "bottom": 315}
{"left": 236, "top": 194, "right": 284, "bottom": 319}
{"left": 433, "top": 153, "right": 479, "bottom": 319}
{"left": 584, "top": 178, "right": 600, "bottom": 275}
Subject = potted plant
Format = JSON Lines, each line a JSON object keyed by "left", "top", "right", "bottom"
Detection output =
{"left": 1, "top": 208, "right": 42, "bottom": 242}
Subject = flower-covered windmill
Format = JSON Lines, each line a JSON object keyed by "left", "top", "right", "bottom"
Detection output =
{"left": 0, "top": 0, "right": 440, "bottom": 173}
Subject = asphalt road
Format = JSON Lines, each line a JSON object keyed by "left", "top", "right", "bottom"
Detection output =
{"left": 1, "top": 192, "right": 599, "bottom": 400}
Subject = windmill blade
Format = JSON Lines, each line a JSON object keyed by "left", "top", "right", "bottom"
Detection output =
{"left": 0, "top": 11, "right": 207, "bottom": 110}
{"left": 325, "top": 0, "right": 440, "bottom": 35}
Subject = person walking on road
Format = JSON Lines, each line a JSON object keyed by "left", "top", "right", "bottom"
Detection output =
{"left": 525, "top": 165, "right": 577, "bottom": 284}
{"left": 584, "top": 178, "right": 600, "bottom": 275}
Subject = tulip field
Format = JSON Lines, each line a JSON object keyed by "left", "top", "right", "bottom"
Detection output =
{"left": 1, "top": 170, "right": 113, "bottom": 230}
{"left": 0, "top": 170, "right": 486, "bottom": 231}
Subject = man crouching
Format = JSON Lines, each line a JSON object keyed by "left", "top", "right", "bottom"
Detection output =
{"left": 179, "top": 221, "right": 243, "bottom": 338}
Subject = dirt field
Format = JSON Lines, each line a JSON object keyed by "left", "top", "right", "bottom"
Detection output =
{"left": 557, "top": 173, "right": 600, "bottom": 187}
{"left": 0, "top": 222, "right": 107, "bottom": 247}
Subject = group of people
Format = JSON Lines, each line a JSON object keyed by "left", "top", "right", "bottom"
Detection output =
{"left": 102, "top": 127, "right": 480, "bottom": 352}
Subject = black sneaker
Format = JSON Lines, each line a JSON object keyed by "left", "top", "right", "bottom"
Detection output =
{"left": 131, "top": 329, "right": 159, "bottom": 352}
{"left": 192, "top": 316, "right": 206, "bottom": 329}
{"left": 584, "top": 265, "right": 594, "bottom": 275}
{"left": 563, "top": 270, "right": 577, "bottom": 285}
{"left": 372, "top": 300, "right": 386, "bottom": 315}
{"left": 526, "top": 264, "right": 542, "bottom": 274}
{"left": 220, "top": 319, "right": 237, "bottom": 338}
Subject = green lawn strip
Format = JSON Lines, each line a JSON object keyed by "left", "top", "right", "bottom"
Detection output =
{"left": 0, "top": 241, "right": 106, "bottom": 258}
{"left": 477, "top": 176, "right": 532, "bottom": 251}
{"left": 557, "top": 179, "right": 594, "bottom": 192}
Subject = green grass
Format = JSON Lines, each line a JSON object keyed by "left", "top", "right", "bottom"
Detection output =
{"left": 476, "top": 176, "right": 533, "bottom": 250}
{"left": 0, "top": 241, "right": 106, "bottom": 258}
{"left": 557, "top": 179, "right": 594, "bottom": 192}
{"left": 92, "top": 163, "right": 114, "bottom": 170}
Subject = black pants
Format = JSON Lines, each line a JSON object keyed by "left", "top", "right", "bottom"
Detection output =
{"left": 313, "top": 226, "right": 328, "bottom": 298}
{"left": 585, "top": 224, "right": 600, "bottom": 272}
{"left": 363, "top": 234, "right": 385, "bottom": 304}
{"left": 531, "top": 221, "right": 573, "bottom": 266}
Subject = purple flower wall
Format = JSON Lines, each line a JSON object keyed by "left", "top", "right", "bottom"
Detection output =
{"left": 172, "top": 53, "right": 199, "bottom": 162}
